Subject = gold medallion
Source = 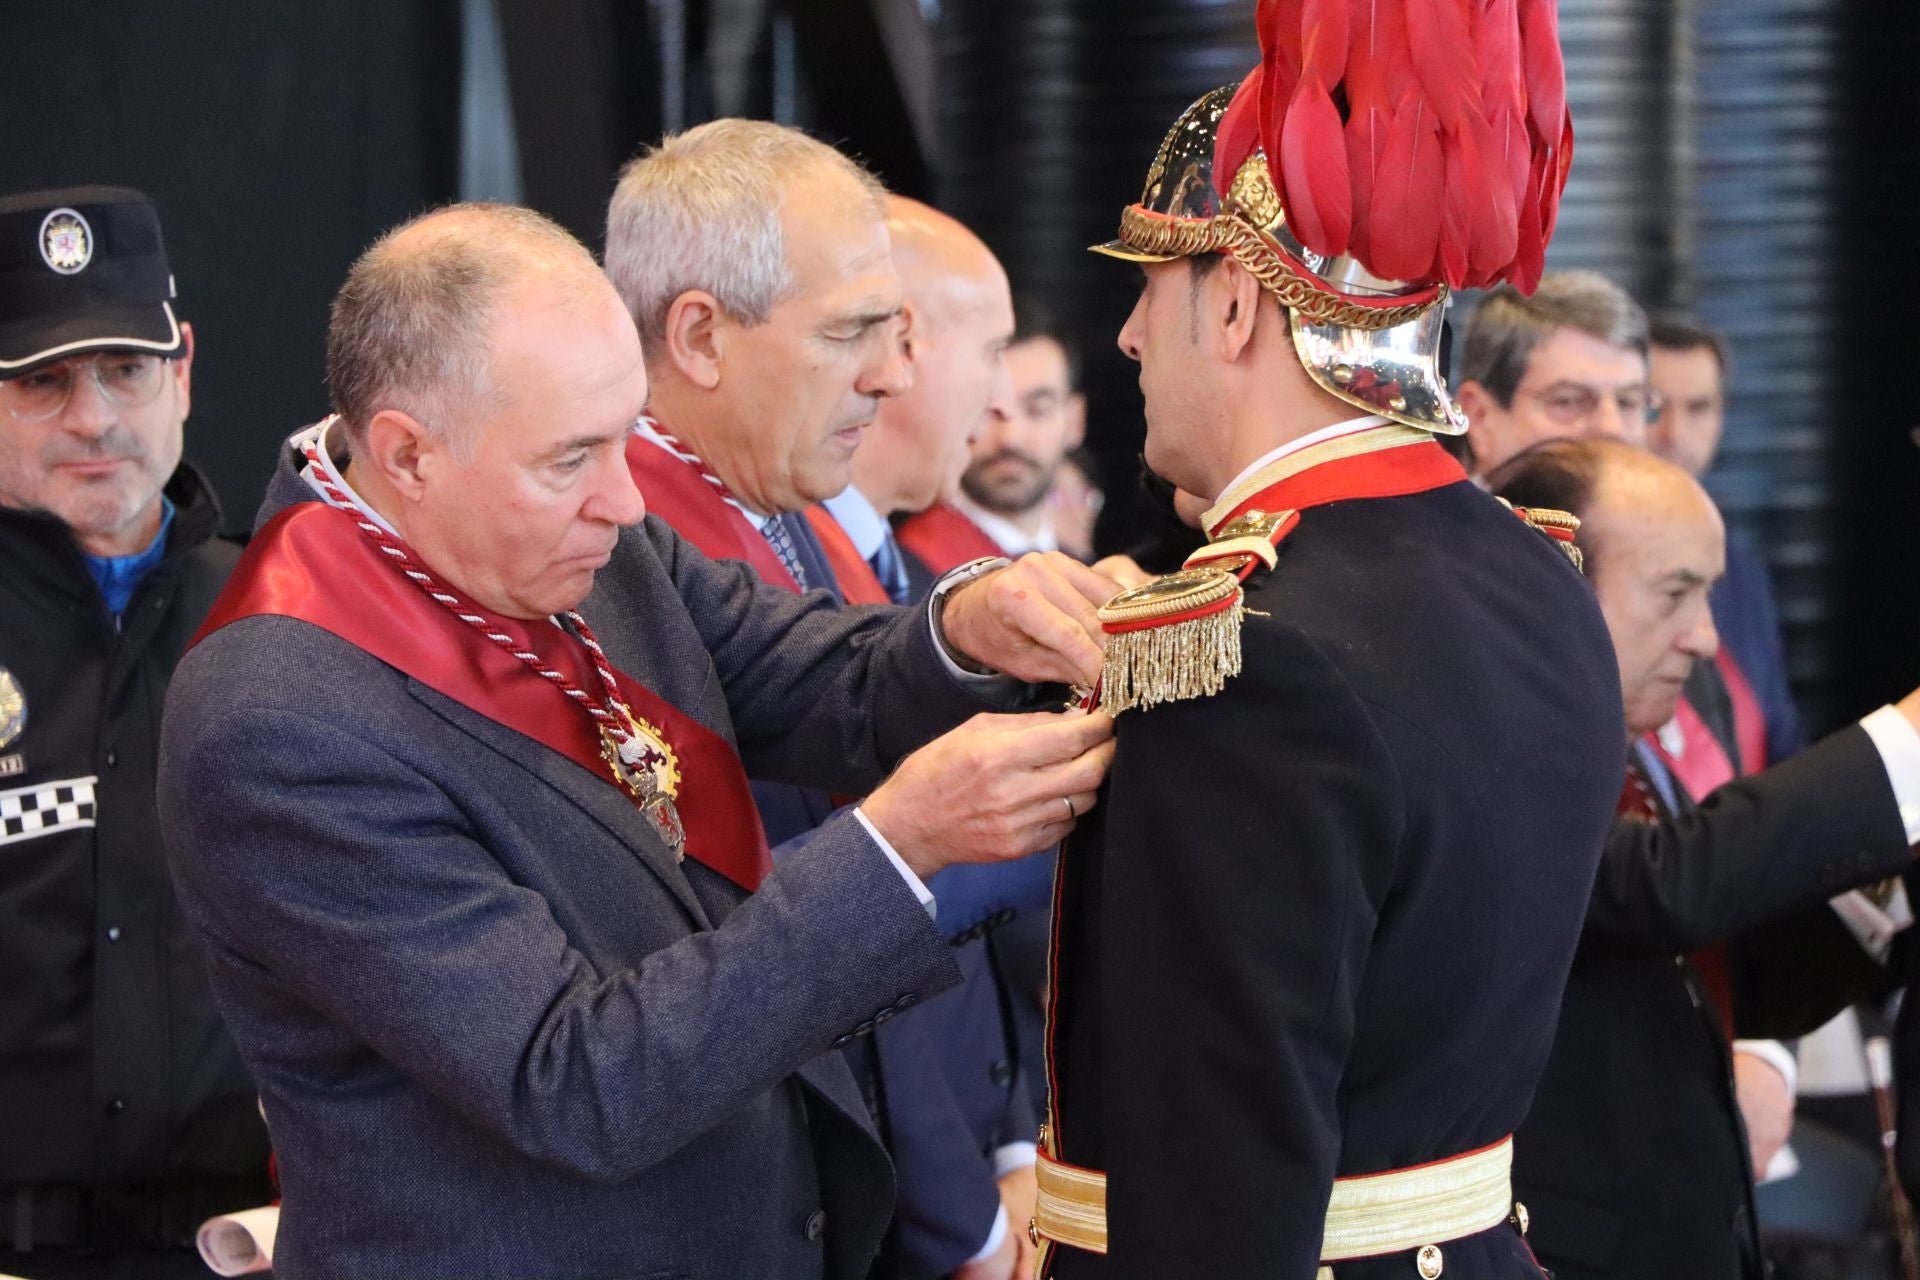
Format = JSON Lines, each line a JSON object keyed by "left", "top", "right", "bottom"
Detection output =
{"left": 599, "top": 705, "right": 686, "bottom": 859}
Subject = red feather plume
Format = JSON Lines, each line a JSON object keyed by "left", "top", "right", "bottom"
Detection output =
{"left": 1246, "top": 0, "right": 1573, "bottom": 293}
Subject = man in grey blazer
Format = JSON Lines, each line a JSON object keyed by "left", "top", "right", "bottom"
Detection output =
{"left": 156, "top": 204, "right": 1115, "bottom": 1280}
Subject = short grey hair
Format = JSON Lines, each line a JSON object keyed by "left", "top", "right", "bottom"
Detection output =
{"left": 1459, "top": 270, "right": 1650, "bottom": 407}
{"left": 327, "top": 202, "right": 595, "bottom": 449}
{"left": 604, "top": 119, "right": 887, "bottom": 351}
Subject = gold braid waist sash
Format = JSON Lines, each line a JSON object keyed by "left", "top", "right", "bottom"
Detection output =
{"left": 1033, "top": 1134, "right": 1514, "bottom": 1264}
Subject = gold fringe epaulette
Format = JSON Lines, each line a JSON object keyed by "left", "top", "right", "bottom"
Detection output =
{"left": 1095, "top": 509, "right": 1296, "bottom": 715}
{"left": 1500, "top": 501, "right": 1584, "bottom": 573}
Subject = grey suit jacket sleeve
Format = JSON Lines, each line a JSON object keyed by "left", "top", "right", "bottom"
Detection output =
{"left": 1586, "top": 725, "right": 1914, "bottom": 951}
{"left": 644, "top": 517, "right": 1033, "bottom": 792}
{"left": 161, "top": 700, "right": 960, "bottom": 1182}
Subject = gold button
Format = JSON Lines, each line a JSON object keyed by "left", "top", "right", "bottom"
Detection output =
{"left": 1512, "top": 1201, "right": 1530, "bottom": 1235}
{"left": 1332, "top": 364, "right": 1355, "bottom": 385}
{"left": 1416, "top": 1243, "right": 1444, "bottom": 1278}
{"left": 1388, "top": 393, "right": 1409, "bottom": 413}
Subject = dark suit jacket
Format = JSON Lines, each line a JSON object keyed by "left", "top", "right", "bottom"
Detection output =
{"left": 1516, "top": 728, "right": 1911, "bottom": 1280}
{"left": 1047, "top": 480, "right": 1627, "bottom": 1279}
{"left": 749, "top": 516, "right": 1033, "bottom": 1277}
{"left": 156, "top": 462, "right": 1024, "bottom": 1280}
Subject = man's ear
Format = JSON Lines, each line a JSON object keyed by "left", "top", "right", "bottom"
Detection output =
{"left": 1064, "top": 392, "right": 1087, "bottom": 450}
{"left": 170, "top": 322, "right": 196, "bottom": 422}
{"left": 662, "top": 290, "right": 725, "bottom": 390}
{"left": 898, "top": 303, "right": 921, "bottom": 366}
{"left": 362, "top": 408, "right": 437, "bottom": 499}
{"left": 1455, "top": 379, "right": 1499, "bottom": 471}
{"left": 1216, "top": 260, "right": 1262, "bottom": 363}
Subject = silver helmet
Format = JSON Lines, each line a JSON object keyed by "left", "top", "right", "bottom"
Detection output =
{"left": 1091, "top": 82, "right": 1465, "bottom": 436}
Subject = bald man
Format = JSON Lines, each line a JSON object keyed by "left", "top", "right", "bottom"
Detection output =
{"left": 1489, "top": 439, "right": 1920, "bottom": 1280}
{"left": 607, "top": 128, "right": 1123, "bottom": 1280}
{"left": 812, "top": 195, "right": 1049, "bottom": 1280}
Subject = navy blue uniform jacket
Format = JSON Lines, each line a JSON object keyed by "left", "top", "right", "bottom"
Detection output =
{"left": 1046, "top": 479, "right": 1625, "bottom": 1279}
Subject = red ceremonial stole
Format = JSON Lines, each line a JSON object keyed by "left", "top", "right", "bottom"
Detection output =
{"left": 803, "top": 507, "right": 892, "bottom": 606}
{"left": 1650, "top": 695, "right": 1739, "bottom": 805}
{"left": 1639, "top": 703, "right": 1740, "bottom": 1037}
{"left": 193, "top": 502, "right": 773, "bottom": 892}
{"left": 1201, "top": 423, "right": 1468, "bottom": 537}
{"left": 1717, "top": 648, "right": 1771, "bottom": 772}
{"left": 625, "top": 431, "right": 799, "bottom": 592}
{"left": 896, "top": 501, "right": 1007, "bottom": 575}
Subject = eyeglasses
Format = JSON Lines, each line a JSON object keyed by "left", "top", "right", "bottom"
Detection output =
{"left": 1, "top": 352, "right": 172, "bottom": 422}
{"left": 1516, "top": 382, "right": 1666, "bottom": 427}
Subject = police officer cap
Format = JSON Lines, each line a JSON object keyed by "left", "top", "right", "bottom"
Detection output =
{"left": 0, "top": 185, "right": 183, "bottom": 378}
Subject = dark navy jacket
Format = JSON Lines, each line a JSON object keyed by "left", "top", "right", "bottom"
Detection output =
{"left": 749, "top": 514, "right": 1041, "bottom": 1278}
{"left": 1518, "top": 730, "right": 1909, "bottom": 1280}
{"left": 1047, "top": 479, "right": 1625, "bottom": 1279}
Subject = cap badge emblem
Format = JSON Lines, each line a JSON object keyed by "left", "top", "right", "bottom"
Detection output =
{"left": 39, "top": 208, "right": 93, "bottom": 275}
{"left": 0, "top": 667, "right": 26, "bottom": 751}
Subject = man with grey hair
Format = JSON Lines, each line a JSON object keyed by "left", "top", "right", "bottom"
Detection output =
{"left": 607, "top": 120, "right": 1120, "bottom": 1280}
{"left": 1456, "top": 269, "right": 1659, "bottom": 477}
{"left": 158, "top": 202, "right": 1117, "bottom": 1280}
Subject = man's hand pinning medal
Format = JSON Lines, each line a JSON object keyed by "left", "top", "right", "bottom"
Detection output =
{"left": 860, "top": 708, "right": 1116, "bottom": 882}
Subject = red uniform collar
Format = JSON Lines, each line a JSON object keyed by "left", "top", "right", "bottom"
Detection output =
{"left": 1202, "top": 423, "right": 1465, "bottom": 538}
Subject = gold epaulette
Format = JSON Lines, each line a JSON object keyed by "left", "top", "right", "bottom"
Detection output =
{"left": 1095, "top": 509, "right": 1297, "bottom": 715}
{"left": 1498, "top": 500, "right": 1585, "bottom": 572}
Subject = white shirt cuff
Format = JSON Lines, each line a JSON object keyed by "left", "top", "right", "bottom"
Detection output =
{"left": 1860, "top": 705, "right": 1920, "bottom": 843}
{"left": 1829, "top": 884, "right": 1911, "bottom": 963}
{"left": 994, "top": 1140, "right": 1039, "bottom": 1178}
{"left": 1734, "top": 1038, "right": 1799, "bottom": 1098}
{"left": 967, "top": 1205, "right": 1010, "bottom": 1265}
{"left": 852, "top": 807, "right": 936, "bottom": 917}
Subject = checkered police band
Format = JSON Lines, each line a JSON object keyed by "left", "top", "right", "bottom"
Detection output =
{"left": 0, "top": 776, "right": 98, "bottom": 846}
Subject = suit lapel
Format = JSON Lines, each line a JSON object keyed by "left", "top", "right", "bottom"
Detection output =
{"left": 797, "top": 1052, "right": 884, "bottom": 1142}
{"left": 404, "top": 679, "right": 712, "bottom": 928}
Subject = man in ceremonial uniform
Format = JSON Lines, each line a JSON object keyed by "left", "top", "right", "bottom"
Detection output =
{"left": 1032, "top": 9, "right": 1631, "bottom": 1277}
{"left": 1489, "top": 439, "right": 1920, "bottom": 1280}
{"left": 157, "top": 204, "right": 1116, "bottom": 1280}
{"left": 606, "top": 124, "right": 1118, "bottom": 1280}
{"left": 0, "top": 187, "right": 270, "bottom": 1279}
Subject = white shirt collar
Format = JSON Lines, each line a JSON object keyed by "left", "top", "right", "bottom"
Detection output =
{"left": 294, "top": 416, "right": 401, "bottom": 539}
{"left": 821, "top": 485, "right": 890, "bottom": 560}
{"left": 950, "top": 491, "right": 1057, "bottom": 557}
{"left": 1209, "top": 414, "right": 1389, "bottom": 508}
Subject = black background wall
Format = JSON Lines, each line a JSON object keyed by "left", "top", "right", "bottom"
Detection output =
{"left": 4, "top": 0, "right": 1917, "bottom": 732}
{"left": 0, "top": 1, "right": 460, "bottom": 531}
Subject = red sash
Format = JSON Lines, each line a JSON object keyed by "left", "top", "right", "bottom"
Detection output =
{"left": 803, "top": 507, "right": 892, "bottom": 606}
{"left": 193, "top": 502, "right": 772, "bottom": 892}
{"left": 1637, "top": 701, "right": 1739, "bottom": 1037}
{"left": 896, "top": 502, "right": 1006, "bottom": 575}
{"left": 1716, "top": 649, "right": 1770, "bottom": 772}
{"left": 626, "top": 432, "right": 799, "bottom": 592}
{"left": 1649, "top": 696, "right": 1738, "bottom": 809}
